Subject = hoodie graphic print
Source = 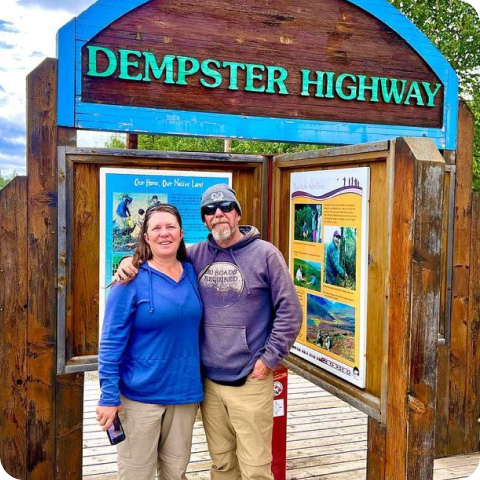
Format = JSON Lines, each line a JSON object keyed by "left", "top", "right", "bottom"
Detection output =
{"left": 198, "top": 262, "right": 244, "bottom": 308}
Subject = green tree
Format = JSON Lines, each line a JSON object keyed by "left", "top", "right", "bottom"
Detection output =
{"left": 107, "top": 133, "right": 324, "bottom": 156}
{"left": 0, "top": 172, "right": 17, "bottom": 190}
{"left": 389, "top": 0, "right": 480, "bottom": 191}
{"left": 105, "top": 134, "right": 127, "bottom": 149}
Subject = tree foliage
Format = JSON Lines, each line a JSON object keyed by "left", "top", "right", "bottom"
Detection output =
{"left": 106, "top": 135, "right": 324, "bottom": 156}
{"left": 0, "top": 172, "right": 17, "bottom": 191}
{"left": 389, "top": 0, "right": 480, "bottom": 191}
{"left": 136, "top": 135, "right": 323, "bottom": 156}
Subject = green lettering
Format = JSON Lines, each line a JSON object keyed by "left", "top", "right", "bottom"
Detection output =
{"left": 324, "top": 72, "right": 335, "bottom": 98}
{"left": 336, "top": 73, "right": 357, "bottom": 100}
{"left": 86, "top": 46, "right": 117, "bottom": 77}
{"left": 266, "top": 66, "right": 288, "bottom": 94}
{"left": 301, "top": 71, "right": 334, "bottom": 98}
{"left": 118, "top": 49, "right": 142, "bottom": 81}
{"left": 245, "top": 64, "right": 265, "bottom": 93}
{"left": 357, "top": 75, "right": 380, "bottom": 102}
{"left": 177, "top": 56, "right": 200, "bottom": 85}
{"left": 200, "top": 59, "right": 222, "bottom": 88}
{"left": 143, "top": 53, "right": 175, "bottom": 83}
{"left": 222, "top": 61, "right": 246, "bottom": 91}
{"left": 422, "top": 82, "right": 442, "bottom": 107}
{"left": 380, "top": 78, "right": 407, "bottom": 104}
{"left": 404, "top": 81, "right": 425, "bottom": 106}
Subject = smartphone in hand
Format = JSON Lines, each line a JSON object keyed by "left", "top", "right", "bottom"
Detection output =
{"left": 107, "top": 413, "right": 126, "bottom": 445}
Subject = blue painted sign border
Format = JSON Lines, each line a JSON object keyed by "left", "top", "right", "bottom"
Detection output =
{"left": 57, "top": 0, "right": 458, "bottom": 150}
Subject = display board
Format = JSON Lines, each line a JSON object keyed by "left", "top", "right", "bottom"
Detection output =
{"left": 99, "top": 167, "right": 231, "bottom": 327}
{"left": 289, "top": 167, "right": 370, "bottom": 388}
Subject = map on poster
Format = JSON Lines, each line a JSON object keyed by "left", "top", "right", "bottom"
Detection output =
{"left": 99, "top": 168, "right": 231, "bottom": 329}
{"left": 289, "top": 167, "right": 370, "bottom": 388}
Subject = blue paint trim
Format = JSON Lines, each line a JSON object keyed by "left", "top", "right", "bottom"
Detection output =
{"left": 57, "top": 19, "right": 76, "bottom": 127}
{"left": 75, "top": 101, "right": 448, "bottom": 149}
{"left": 56, "top": 0, "right": 459, "bottom": 149}
{"left": 76, "top": 0, "right": 150, "bottom": 41}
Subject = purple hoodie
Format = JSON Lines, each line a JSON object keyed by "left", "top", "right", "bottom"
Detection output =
{"left": 187, "top": 226, "right": 302, "bottom": 382}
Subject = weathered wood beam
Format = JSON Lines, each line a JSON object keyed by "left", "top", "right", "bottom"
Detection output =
{"left": 26, "top": 57, "right": 59, "bottom": 480}
{"left": 0, "top": 177, "right": 28, "bottom": 479}
{"left": 385, "top": 137, "right": 444, "bottom": 480}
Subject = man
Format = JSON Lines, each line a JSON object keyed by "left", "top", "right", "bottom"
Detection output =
{"left": 325, "top": 230, "right": 347, "bottom": 286}
{"left": 115, "top": 184, "right": 302, "bottom": 480}
{"left": 115, "top": 194, "right": 134, "bottom": 235}
{"left": 149, "top": 194, "right": 161, "bottom": 207}
{"left": 307, "top": 273, "right": 318, "bottom": 288}
{"left": 295, "top": 265, "right": 303, "bottom": 282}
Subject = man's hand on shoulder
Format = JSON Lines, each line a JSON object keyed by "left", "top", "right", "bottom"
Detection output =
{"left": 113, "top": 256, "right": 138, "bottom": 282}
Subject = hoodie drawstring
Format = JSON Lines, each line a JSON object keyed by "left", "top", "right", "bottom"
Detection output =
{"left": 148, "top": 268, "right": 155, "bottom": 313}
{"left": 230, "top": 248, "right": 251, "bottom": 295}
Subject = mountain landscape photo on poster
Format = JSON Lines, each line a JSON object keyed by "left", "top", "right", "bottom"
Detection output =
{"left": 306, "top": 292, "right": 356, "bottom": 363}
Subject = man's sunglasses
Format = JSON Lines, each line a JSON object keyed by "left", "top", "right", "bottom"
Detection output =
{"left": 201, "top": 201, "right": 237, "bottom": 216}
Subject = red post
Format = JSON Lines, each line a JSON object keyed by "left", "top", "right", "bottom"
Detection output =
{"left": 271, "top": 364, "right": 288, "bottom": 480}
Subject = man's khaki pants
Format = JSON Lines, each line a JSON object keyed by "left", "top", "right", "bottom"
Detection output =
{"left": 116, "top": 396, "right": 198, "bottom": 480}
{"left": 201, "top": 376, "right": 274, "bottom": 480}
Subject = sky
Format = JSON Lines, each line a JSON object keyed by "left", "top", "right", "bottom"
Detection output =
{"left": 0, "top": 0, "right": 116, "bottom": 176}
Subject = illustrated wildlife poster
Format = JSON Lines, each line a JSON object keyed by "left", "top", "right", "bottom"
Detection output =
{"left": 99, "top": 168, "right": 231, "bottom": 330}
{"left": 289, "top": 167, "right": 370, "bottom": 388}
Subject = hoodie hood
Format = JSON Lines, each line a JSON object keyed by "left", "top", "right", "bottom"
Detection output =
{"left": 206, "top": 225, "right": 260, "bottom": 251}
{"left": 139, "top": 261, "right": 201, "bottom": 314}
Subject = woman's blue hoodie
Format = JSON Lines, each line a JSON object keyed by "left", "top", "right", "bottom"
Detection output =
{"left": 98, "top": 261, "right": 203, "bottom": 406}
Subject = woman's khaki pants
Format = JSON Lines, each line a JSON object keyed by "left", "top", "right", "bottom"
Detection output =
{"left": 117, "top": 396, "right": 198, "bottom": 480}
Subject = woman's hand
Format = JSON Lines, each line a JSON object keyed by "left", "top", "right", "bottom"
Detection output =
{"left": 113, "top": 257, "right": 138, "bottom": 282}
{"left": 96, "top": 405, "right": 121, "bottom": 431}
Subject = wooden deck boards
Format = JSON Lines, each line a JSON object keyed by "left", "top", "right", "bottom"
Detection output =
{"left": 82, "top": 373, "right": 480, "bottom": 480}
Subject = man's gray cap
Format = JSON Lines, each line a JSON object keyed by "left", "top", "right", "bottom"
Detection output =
{"left": 200, "top": 184, "right": 242, "bottom": 219}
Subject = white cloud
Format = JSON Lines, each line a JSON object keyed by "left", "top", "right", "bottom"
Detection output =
{"left": 0, "top": 0, "right": 96, "bottom": 176}
{"left": 17, "top": 0, "right": 95, "bottom": 14}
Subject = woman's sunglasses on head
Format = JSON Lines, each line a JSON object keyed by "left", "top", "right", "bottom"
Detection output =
{"left": 201, "top": 201, "right": 236, "bottom": 216}
{"left": 146, "top": 203, "right": 180, "bottom": 214}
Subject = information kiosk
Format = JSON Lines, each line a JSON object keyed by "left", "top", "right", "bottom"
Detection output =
{"left": 0, "top": 1, "right": 478, "bottom": 479}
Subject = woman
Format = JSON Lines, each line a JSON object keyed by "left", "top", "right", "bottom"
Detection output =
{"left": 96, "top": 204, "right": 203, "bottom": 480}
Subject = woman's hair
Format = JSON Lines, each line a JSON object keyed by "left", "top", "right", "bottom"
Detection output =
{"left": 132, "top": 203, "right": 187, "bottom": 270}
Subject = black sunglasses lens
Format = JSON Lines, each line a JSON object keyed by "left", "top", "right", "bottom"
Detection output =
{"left": 203, "top": 201, "right": 235, "bottom": 215}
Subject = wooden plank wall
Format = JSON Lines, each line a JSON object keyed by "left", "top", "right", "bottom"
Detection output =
{"left": 25, "top": 58, "right": 84, "bottom": 480}
{"left": 467, "top": 192, "right": 480, "bottom": 451}
{"left": 435, "top": 101, "right": 479, "bottom": 457}
{"left": 467, "top": 192, "right": 480, "bottom": 450}
{"left": 0, "top": 176, "right": 28, "bottom": 479}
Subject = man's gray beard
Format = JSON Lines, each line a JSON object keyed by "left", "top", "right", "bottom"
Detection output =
{"left": 211, "top": 224, "right": 234, "bottom": 242}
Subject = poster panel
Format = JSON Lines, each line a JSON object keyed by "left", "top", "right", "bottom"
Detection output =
{"left": 99, "top": 168, "right": 232, "bottom": 329}
{"left": 289, "top": 167, "right": 370, "bottom": 388}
